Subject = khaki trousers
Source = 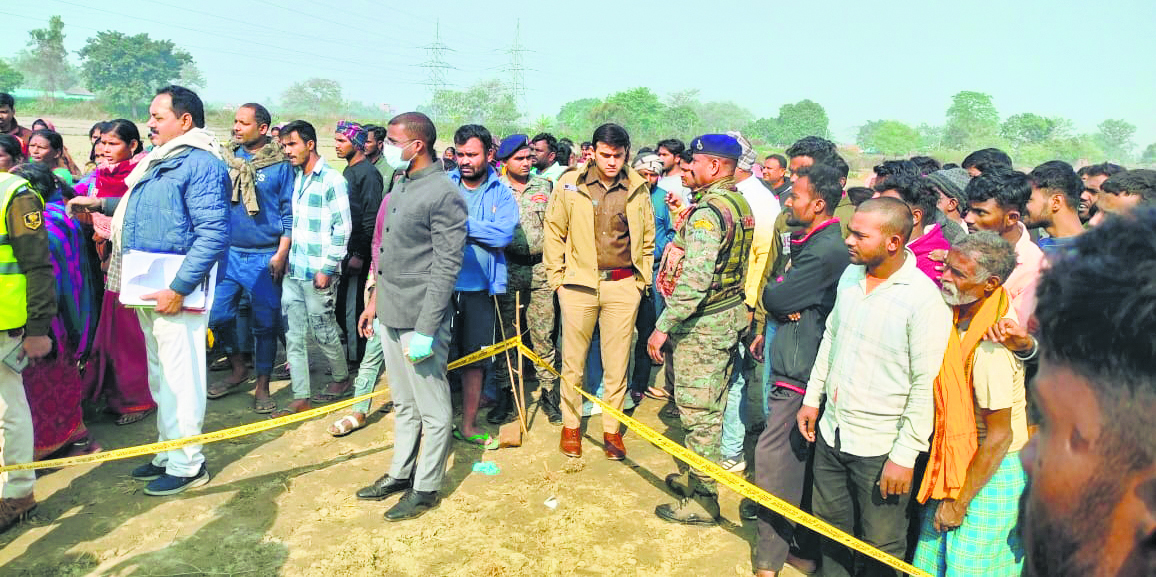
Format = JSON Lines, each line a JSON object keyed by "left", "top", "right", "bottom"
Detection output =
{"left": 557, "top": 279, "right": 641, "bottom": 433}
{"left": 0, "top": 332, "right": 34, "bottom": 498}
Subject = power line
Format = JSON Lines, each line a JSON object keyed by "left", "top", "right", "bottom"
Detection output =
{"left": 44, "top": 0, "right": 417, "bottom": 76}
{"left": 420, "top": 21, "right": 455, "bottom": 95}
{"left": 503, "top": 20, "right": 531, "bottom": 110}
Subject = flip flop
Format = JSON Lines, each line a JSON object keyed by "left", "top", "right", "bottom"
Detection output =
{"left": 207, "top": 379, "right": 248, "bottom": 400}
{"left": 311, "top": 384, "right": 353, "bottom": 404}
{"left": 452, "top": 428, "right": 500, "bottom": 450}
{"left": 253, "top": 397, "right": 276, "bottom": 414}
{"left": 327, "top": 414, "right": 365, "bottom": 437}
{"left": 115, "top": 407, "right": 155, "bottom": 426}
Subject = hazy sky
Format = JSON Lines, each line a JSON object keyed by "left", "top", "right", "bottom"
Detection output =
{"left": 4, "top": 0, "right": 1156, "bottom": 146}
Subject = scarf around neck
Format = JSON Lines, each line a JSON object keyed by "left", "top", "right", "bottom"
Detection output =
{"left": 221, "top": 138, "right": 287, "bottom": 216}
{"left": 917, "top": 286, "right": 1010, "bottom": 503}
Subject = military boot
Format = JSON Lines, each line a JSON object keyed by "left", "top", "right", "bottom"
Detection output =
{"left": 539, "top": 384, "right": 563, "bottom": 425}
{"left": 487, "top": 388, "right": 514, "bottom": 425}
{"left": 655, "top": 479, "right": 720, "bottom": 526}
{"left": 664, "top": 471, "right": 694, "bottom": 498}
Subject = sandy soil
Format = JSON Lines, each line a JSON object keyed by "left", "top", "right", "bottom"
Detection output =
{"left": 0, "top": 351, "right": 806, "bottom": 577}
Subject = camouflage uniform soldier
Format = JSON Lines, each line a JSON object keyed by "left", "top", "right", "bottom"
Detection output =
{"left": 489, "top": 135, "right": 561, "bottom": 425}
{"left": 647, "top": 134, "right": 754, "bottom": 526}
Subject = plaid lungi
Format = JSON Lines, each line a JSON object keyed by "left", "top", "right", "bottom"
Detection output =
{"left": 913, "top": 452, "right": 1027, "bottom": 576}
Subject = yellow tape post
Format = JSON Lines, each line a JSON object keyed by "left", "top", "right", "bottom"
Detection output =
{"left": 0, "top": 337, "right": 521, "bottom": 474}
{"left": 517, "top": 343, "right": 930, "bottom": 577}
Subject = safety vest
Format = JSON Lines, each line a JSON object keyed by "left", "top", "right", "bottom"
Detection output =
{"left": 697, "top": 183, "right": 755, "bottom": 315}
{"left": 662, "top": 176, "right": 755, "bottom": 316}
{"left": 0, "top": 173, "right": 43, "bottom": 330}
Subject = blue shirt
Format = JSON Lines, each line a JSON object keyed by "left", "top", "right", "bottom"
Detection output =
{"left": 229, "top": 147, "right": 295, "bottom": 251}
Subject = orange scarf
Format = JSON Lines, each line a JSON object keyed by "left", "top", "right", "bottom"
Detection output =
{"left": 917, "top": 287, "right": 1009, "bottom": 503}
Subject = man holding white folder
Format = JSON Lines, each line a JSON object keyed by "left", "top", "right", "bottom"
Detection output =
{"left": 69, "top": 85, "right": 230, "bottom": 496}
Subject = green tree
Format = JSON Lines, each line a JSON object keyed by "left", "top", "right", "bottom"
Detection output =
{"left": 427, "top": 79, "right": 522, "bottom": 137}
{"left": 1095, "top": 119, "right": 1137, "bottom": 161}
{"left": 1142, "top": 142, "right": 1156, "bottom": 164}
{"left": 178, "top": 62, "right": 207, "bottom": 90}
{"left": 916, "top": 123, "right": 943, "bottom": 150}
{"left": 15, "top": 16, "right": 76, "bottom": 99}
{"left": 79, "top": 31, "right": 192, "bottom": 117}
{"left": 1000, "top": 113, "right": 1058, "bottom": 148}
{"left": 589, "top": 87, "right": 665, "bottom": 142}
{"left": 0, "top": 60, "right": 23, "bottom": 93}
{"left": 281, "top": 78, "right": 344, "bottom": 117}
{"left": 555, "top": 97, "right": 601, "bottom": 139}
{"left": 857, "top": 120, "right": 920, "bottom": 156}
{"left": 745, "top": 99, "right": 830, "bottom": 146}
{"left": 693, "top": 100, "right": 754, "bottom": 134}
{"left": 776, "top": 99, "right": 829, "bottom": 143}
{"left": 943, "top": 91, "right": 999, "bottom": 150}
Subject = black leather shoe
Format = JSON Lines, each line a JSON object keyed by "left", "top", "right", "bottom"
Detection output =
{"left": 385, "top": 489, "right": 439, "bottom": 521}
{"left": 356, "top": 474, "right": 411, "bottom": 501}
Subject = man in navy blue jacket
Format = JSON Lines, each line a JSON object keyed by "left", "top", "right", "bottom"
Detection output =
{"left": 205, "top": 103, "right": 294, "bottom": 414}
{"left": 72, "top": 85, "right": 230, "bottom": 496}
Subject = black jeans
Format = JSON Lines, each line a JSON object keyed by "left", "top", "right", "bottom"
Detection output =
{"left": 811, "top": 430, "right": 911, "bottom": 577}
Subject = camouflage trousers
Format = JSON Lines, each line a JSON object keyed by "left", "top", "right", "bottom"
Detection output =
{"left": 665, "top": 304, "right": 745, "bottom": 490}
{"left": 493, "top": 285, "right": 558, "bottom": 394}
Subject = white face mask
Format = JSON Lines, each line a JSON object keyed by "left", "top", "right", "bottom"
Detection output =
{"left": 382, "top": 140, "right": 416, "bottom": 171}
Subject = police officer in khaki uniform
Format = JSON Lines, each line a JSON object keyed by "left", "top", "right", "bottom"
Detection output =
{"left": 647, "top": 134, "right": 754, "bottom": 526}
{"left": 0, "top": 170, "right": 57, "bottom": 532}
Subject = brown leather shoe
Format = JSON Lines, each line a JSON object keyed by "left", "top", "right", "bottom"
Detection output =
{"left": 560, "top": 427, "right": 582, "bottom": 457}
{"left": 603, "top": 432, "right": 626, "bottom": 460}
{"left": 0, "top": 494, "right": 36, "bottom": 533}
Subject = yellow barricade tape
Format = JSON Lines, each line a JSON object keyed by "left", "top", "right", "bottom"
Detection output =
{"left": 0, "top": 336, "right": 522, "bottom": 474}
{"left": 517, "top": 343, "right": 930, "bottom": 577}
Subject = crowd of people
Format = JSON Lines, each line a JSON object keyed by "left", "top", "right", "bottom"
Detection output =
{"left": 1, "top": 87, "right": 1155, "bottom": 577}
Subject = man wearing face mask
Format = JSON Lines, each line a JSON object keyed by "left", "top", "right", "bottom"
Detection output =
{"left": 647, "top": 134, "right": 754, "bottom": 526}
{"left": 355, "top": 112, "right": 468, "bottom": 522}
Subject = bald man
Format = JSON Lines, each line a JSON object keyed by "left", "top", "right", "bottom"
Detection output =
{"left": 797, "top": 198, "right": 953, "bottom": 575}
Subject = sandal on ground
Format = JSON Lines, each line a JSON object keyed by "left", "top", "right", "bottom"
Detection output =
{"left": 271, "top": 362, "right": 291, "bottom": 380}
{"left": 115, "top": 407, "right": 155, "bottom": 426}
{"left": 253, "top": 397, "right": 276, "bottom": 414}
{"left": 207, "top": 379, "right": 247, "bottom": 400}
{"left": 311, "top": 383, "right": 353, "bottom": 404}
{"left": 269, "top": 404, "right": 311, "bottom": 419}
{"left": 452, "top": 427, "right": 500, "bottom": 450}
{"left": 659, "top": 402, "right": 680, "bottom": 419}
{"left": 209, "top": 356, "right": 231, "bottom": 371}
{"left": 645, "top": 387, "right": 670, "bottom": 400}
{"left": 327, "top": 414, "right": 366, "bottom": 437}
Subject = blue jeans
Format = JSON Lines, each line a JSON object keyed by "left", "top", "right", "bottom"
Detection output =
{"left": 208, "top": 249, "right": 282, "bottom": 376}
{"left": 720, "top": 344, "right": 751, "bottom": 459}
{"left": 352, "top": 319, "right": 386, "bottom": 414}
{"left": 761, "top": 320, "right": 780, "bottom": 419}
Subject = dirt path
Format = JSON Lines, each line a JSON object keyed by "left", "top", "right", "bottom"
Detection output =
{"left": 0, "top": 358, "right": 805, "bottom": 577}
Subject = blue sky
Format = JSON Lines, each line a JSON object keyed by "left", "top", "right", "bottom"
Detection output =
{"left": 3, "top": 0, "right": 1155, "bottom": 147}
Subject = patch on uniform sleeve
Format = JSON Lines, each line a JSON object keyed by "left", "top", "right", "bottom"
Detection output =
{"left": 531, "top": 193, "right": 549, "bottom": 203}
{"left": 692, "top": 218, "right": 715, "bottom": 231}
{"left": 22, "top": 211, "right": 43, "bottom": 230}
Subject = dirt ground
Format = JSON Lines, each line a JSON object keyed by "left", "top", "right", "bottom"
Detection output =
{"left": 1, "top": 116, "right": 805, "bottom": 576}
{"left": 0, "top": 348, "right": 808, "bottom": 577}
